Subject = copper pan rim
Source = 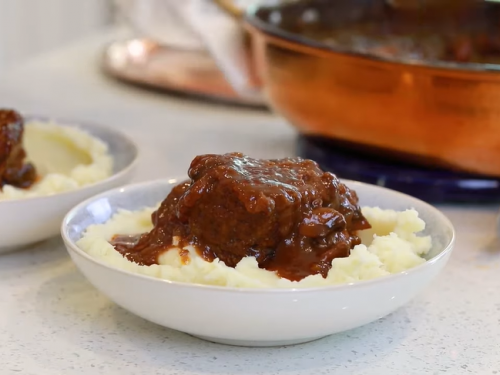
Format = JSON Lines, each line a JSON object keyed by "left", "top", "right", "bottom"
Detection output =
{"left": 244, "top": 4, "right": 500, "bottom": 76}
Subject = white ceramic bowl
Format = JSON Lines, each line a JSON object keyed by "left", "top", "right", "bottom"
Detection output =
{"left": 0, "top": 120, "right": 138, "bottom": 252}
{"left": 62, "top": 178, "right": 455, "bottom": 347}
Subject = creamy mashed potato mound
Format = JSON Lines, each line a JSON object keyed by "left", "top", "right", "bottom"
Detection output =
{"left": 0, "top": 121, "right": 113, "bottom": 199}
{"left": 77, "top": 206, "right": 432, "bottom": 288}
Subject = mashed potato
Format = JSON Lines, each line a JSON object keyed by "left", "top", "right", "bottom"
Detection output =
{"left": 0, "top": 121, "right": 113, "bottom": 200}
{"left": 77, "top": 206, "right": 432, "bottom": 288}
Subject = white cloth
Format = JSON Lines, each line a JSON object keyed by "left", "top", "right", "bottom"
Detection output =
{"left": 184, "top": 0, "right": 261, "bottom": 100}
{"left": 113, "top": 0, "right": 204, "bottom": 50}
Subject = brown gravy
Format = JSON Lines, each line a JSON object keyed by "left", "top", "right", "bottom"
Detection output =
{"left": 112, "top": 153, "right": 370, "bottom": 281}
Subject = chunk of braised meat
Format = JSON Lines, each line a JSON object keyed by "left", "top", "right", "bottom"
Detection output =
{"left": 113, "top": 153, "right": 371, "bottom": 281}
{"left": 0, "top": 110, "right": 37, "bottom": 189}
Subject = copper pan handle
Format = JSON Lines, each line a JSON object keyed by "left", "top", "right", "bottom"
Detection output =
{"left": 213, "top": 0, "right": 245, "bottom": 19}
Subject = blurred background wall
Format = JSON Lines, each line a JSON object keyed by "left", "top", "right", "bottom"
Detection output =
{"left": 0, "top": 0, "right": 112, "bottom": 69}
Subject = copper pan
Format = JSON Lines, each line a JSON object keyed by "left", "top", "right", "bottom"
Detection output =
{"left": 214, "top": 0, "right": 500, "bottom": 177}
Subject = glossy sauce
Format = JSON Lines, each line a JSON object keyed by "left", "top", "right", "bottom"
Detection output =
{"left": 284, "top": 0, "right": 500, "bottom": 64}
{"left": 0, "top": 109, "right": 37, "bottom": 189}
{"left": 112, "top": 153, "right": 371, "bottom": 281}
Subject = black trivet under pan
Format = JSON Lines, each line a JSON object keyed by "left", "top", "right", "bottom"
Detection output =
{"left": 297, "top": 135, "right": 500, "bottom": 204}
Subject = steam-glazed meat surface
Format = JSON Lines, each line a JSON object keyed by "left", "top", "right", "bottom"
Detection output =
{"left": 0, "top": 110, "right": 37, "bottom": 189}
{"left": 113, "top": 153, "right": 371, "bottom": 281}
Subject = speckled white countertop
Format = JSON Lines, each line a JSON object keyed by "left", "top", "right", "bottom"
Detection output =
{"left": 0, "top": 29, "right": 499, "bottom": 375}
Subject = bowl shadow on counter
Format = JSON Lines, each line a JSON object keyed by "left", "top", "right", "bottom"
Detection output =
{"left": 0, "top": 237, "right": 66, "bottom": 276}
{"left": 33, "top": 265, "right": 424, "bottom": 374}
{"left": 0, "top": 240, "right": 53, "bottom": 257}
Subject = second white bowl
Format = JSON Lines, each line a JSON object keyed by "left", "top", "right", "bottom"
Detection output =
{"left": 0, "top": 119, "right": 138, "bottom": 251}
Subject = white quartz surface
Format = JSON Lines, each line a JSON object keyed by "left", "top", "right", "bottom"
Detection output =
{"left": 0, "top": 30, "right": 499, "bottom": 375}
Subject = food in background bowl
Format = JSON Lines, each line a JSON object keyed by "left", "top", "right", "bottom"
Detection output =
{"left": 77, "top": 153, "right": 431, "bottom": 288}
{"left": 0, "top": 109, "right": 113, "bottom": 200}
{"left": 0, "top": 110, "right": 37, "bottom": 190}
